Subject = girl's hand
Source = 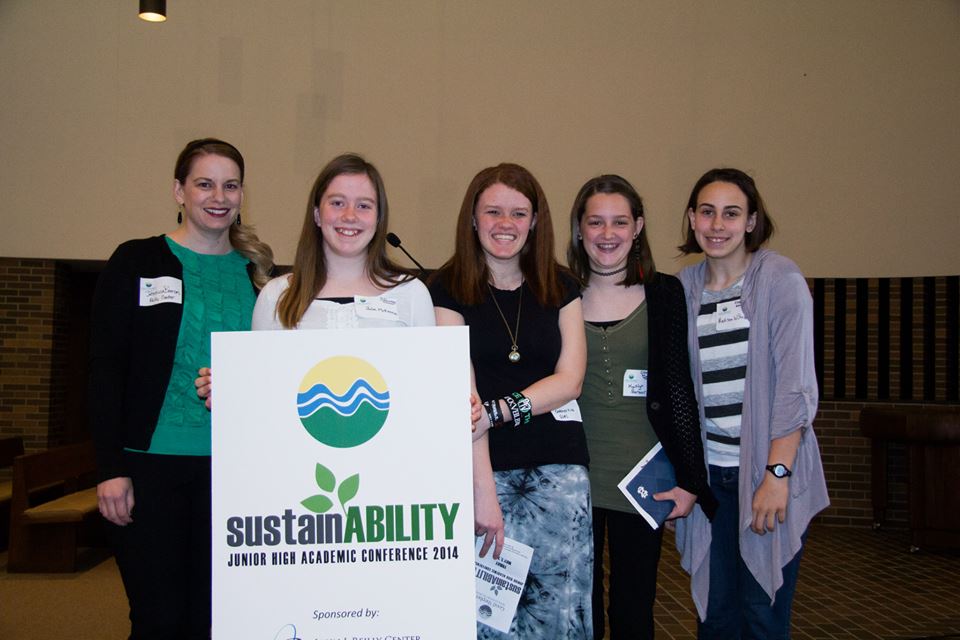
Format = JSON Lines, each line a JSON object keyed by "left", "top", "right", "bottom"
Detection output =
{"left": 654, "top": 485, "right": 697, "bottom": 520}
{"left": 470, "top": 394, "right": 482, "bottom": 431}
{"left": 474, "top": 484, "right": 505, "bottom": 559}
{"left": 751, "top": 474, "right": 789, "bottom": 534}
{"left": 195, "top": 367, "right": 213, "bottom": 410}
{"left": 471, "top": 398, "right": 493, "bottom": 441}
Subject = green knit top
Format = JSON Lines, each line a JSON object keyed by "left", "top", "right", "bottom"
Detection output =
{"left": 581, "top": 302, "right": 658, "bottom": 512}
{"left": 145, "top": 236, "right": 254, "bottom": 456}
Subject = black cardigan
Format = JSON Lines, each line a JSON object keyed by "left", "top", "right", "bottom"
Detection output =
{"left": 88, "top": 236, "right": 257, "bottom": 481}
{"left": 645, "top": 272, "right": 718, "bottom": 520}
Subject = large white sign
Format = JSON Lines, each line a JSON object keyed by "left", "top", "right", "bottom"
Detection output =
{"left": 211, "top": 327, "right": 476, "bottom": 639}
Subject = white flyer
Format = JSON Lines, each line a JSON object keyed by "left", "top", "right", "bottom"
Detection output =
{"left": 474, "top": 536, "right": 534, "bottom": 633}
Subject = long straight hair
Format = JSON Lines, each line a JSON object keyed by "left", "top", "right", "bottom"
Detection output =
{"left": 276, "top": 153, "right": 411, "bottom": 328}
{"left": 567, "top": 174, "right": 655, "bottom": 286}
{"left": 433, "top": 163, "right": 563, "bottom": 307}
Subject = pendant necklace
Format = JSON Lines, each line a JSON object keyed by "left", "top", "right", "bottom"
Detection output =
{"left": 488, "top": 283, "right": 523, "bottom": 363}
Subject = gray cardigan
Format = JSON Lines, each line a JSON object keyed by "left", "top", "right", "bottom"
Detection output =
{"left": 676, "top": 249, "right": 830, "bottom": 620}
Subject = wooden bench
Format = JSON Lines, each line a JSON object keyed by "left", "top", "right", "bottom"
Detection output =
{"left": 860, "top": 406, "right": 960, "bottom": 551}
{"left": 0, "top": 436, "right": 25, "bottom": 550}
{"left": 7, "top": 441, "right": 102, "bottom": 572}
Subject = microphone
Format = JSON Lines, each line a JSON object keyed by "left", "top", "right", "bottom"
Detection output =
{"left": 386, "top": 232, "right": 426, "bottom": 273}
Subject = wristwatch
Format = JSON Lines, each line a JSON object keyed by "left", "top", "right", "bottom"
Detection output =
{"left": 765, "top": 463, "right": 792, "bottom": 478}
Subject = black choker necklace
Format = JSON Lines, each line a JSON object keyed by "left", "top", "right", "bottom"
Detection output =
{"left": 590, "top": 265, "right": 628, "bottom": 277}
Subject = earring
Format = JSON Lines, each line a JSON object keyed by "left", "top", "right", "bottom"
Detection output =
{"left": 576, "top": 233, "right": 582, "bottom": 240}
{"left": 472, "top": 218, "right": 477, "bottom": 230}
{"left": 632, "top": 235, "right": 641, "bottom": 262}
{"left": 177, "top": 205, "right": 183, "bottom": 225}
{"left": 236, "top": 211, "right": 242, "bottom": 226}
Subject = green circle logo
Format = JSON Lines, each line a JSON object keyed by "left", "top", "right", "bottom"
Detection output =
{"left": 296, "top": 356, "right": 390, "bottom": 448}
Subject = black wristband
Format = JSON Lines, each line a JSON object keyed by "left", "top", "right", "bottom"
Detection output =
{"left": 511, "top": 391, "right": 533, "bottom": 425}
{"left": 481, "top": 401, "right": 495, "bottom": 428}
{"left": 501, "top": 394, "right": 521, "bottom": 428}
{"left": 482, "top": 399, "right": 504, "bottom": 429}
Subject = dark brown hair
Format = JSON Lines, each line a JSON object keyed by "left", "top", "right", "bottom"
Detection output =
{"left": 566, "top": 174, "right": 655, "bottom": 286}
{"left": 433, "top": 163, "right": 563, "bottom": 307}
{"left": 679, "top": 167, "right": 775, "bottom": 254}
{"left": 174, "top": 138, "right": 245, "bottom": 184}
{"left": 276, "top": 153, "right": 411, "bottom": 328}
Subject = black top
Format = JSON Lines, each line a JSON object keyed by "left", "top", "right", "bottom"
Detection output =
{"left": 644, "top": 272, "right": 717, "bottom": 519}
{"left": 430, "top": 271, "right": 589, "bottom": 471}
{"left": 88, "top": 236, "right": 258, "bottom": 481}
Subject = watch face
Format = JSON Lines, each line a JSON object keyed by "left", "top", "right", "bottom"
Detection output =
{"left": 768, "top": 464, "right": 789, "bottom": 478}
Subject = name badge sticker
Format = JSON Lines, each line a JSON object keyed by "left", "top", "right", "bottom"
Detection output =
{"left": 354, "top": 295, "right": 400, "bottom": 320}
{"left": 139, "top": 277, "right": 182, "bottom": 307}
{"left": 551, "top": 399, "right": 582, "bottom": 422}
{"left": 623, "top": 369, "right": 648, "bottom": 397}
{"left": 715, "top": 299, "right": 750, "bottom": 331}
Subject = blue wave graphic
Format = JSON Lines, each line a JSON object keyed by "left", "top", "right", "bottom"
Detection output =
{"left": 297, "top": 379, "right": 389, "bottom": 418}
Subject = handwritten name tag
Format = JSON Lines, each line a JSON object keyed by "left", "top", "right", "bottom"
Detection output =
{"left": 139, "top": 277, "right": 182, "bottom": 306}
{"left": 715, "top": 299, "right": 749, "bottom": 331}
{"left": 623, "top": 369, "right": 648, "bottom": 397}
{"left": 551, "top": 399, "right": 582, "bottom": 422}
{"left": 354, "top": 294, "right": 400, "bottom": 321}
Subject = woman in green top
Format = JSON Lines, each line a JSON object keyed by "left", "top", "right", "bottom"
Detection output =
{"left": 567, "top": 175, "right": 714, "bottom": 639}
{"left": 90, "top": 138, "right": 273, "bottom": 639}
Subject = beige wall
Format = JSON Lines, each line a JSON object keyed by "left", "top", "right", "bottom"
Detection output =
{"left": 1, "top": 0, "right": 958, "bottom": 276}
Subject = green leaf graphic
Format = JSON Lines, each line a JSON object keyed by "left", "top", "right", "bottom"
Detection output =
{"left": 314, "top": 463, "right": 336, "bottom": 492}
{"left": 338, "top": 473, "right": 360, "bottom": 508}
{"left": 301, "top": 495, "right": 334, "bottom": 513}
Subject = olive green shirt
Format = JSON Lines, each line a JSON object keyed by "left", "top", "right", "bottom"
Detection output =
{"left": 581, "top": 302, "right": 658, "bottom": 512}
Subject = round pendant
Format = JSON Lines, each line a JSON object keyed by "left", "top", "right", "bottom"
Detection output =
{"left": 508, "top": 349, "right": 521, "bottom": 363}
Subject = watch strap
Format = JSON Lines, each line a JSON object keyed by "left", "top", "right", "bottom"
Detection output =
{"left": 765, "top": 463, "right": 792, "bottom": 478}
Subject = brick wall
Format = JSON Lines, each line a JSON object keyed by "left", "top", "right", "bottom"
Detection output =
{"left": 810, "top": 275, "right": 958, "bottom": 528}
{"left": 0, "top": 258, "right": 68, "bottom": 456}
{"left": 814, "top": 400, "right": 912, "bottom": 528}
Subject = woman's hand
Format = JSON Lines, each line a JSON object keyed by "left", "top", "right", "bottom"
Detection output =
{"left": 751, "top": 474, "right": 789, "bottom": 534}
{"left": 654, "top": 485, "right": 697, "bottom": 520}
{"left": 97, "top": 477, "right": 135, "bottom": 526}
{"left": 195, "top": 367, "right": 212, "bottom": 410}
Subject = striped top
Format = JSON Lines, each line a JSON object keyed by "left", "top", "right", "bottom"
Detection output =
{"left": 697, "top": 279, "right": 750, "bottom": 467}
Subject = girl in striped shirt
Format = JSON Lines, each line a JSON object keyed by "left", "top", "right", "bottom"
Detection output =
{"left": 675, "top": 168, "right": 829, "bottom": 640}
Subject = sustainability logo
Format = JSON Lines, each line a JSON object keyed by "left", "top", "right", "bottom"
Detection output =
{"left": 224, "top": 358, "right": 461, "bottom": 559}
{"left": 296, "top": 356, "right": 390, "bottom": 448}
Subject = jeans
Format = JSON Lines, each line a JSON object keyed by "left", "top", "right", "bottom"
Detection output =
{"left": 698, "top": 465, "right": 804, "bottom": 640}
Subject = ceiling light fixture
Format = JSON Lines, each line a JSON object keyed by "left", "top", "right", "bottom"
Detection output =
{"left": 138, "top": 0, "right": 166, "bottom": 22}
